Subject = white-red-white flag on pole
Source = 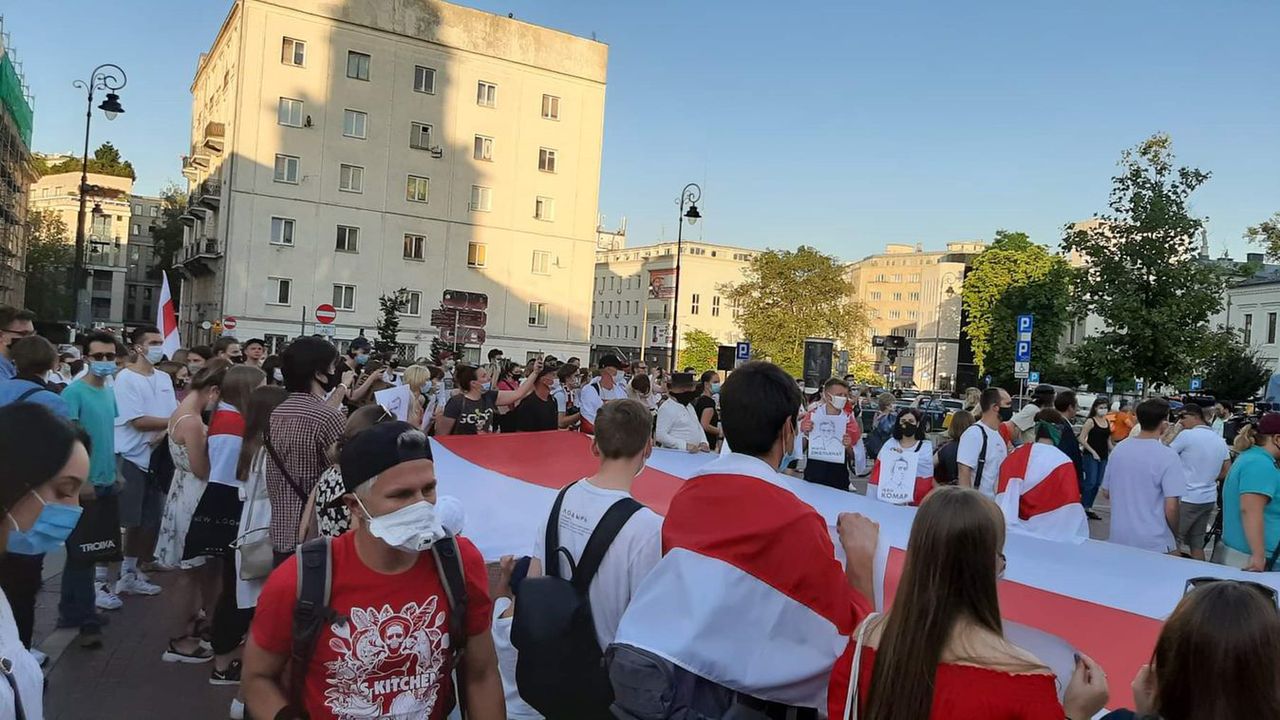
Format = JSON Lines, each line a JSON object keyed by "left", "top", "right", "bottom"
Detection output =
{"left": 157, "top": 272, "right": 181, "bottom": 359}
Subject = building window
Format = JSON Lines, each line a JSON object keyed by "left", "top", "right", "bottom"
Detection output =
{"left": 413, "top": 65, "right": 436, "bottom": 94}
{"left": 1270, "top": 313, "right": 1277, "bottom": 344}
{"left": 870, "top": 291, "right": 882, "bottom": 301}
{"left": 342, "top": 109, "right": 367, "bottom": 139}
{"left": 908, "top": 311, "right": 918, "bottom": 320}
{"left": 534, "top": 196, "right": 554, "bottom": 221}
{"left": 910, "top": 292, "right": 921, "bottom": 301}
{"left": 336, "top": 225, "right": 359, "bottom": 253}
{"left": 402, "top": 291, "right": 422, "bottom": 316}
{"left": 476, "top": 81, "right": 497, "bottom": 107}
{"left": 274, "top": 154, "right": 299, "bottom": 184}
{"left": 538, "top": 147, "right": 557, "bottom": 173}
{"left": 892, "top": 292, "right": 903, "bottom": 301}
{"left": 282, "top": 37, "right": 306, "bottom": 66}
{"left": 269, "top": 217, "right": 295, "bottom": 246}
{"left": 339, "top": 164, "right": 364, "bottom": 193}
{"left": 889, "top": 310, "right": 902, "bottom": 320}
{"left": 406, "top": 175, "right": 429, "bottom": 203}
{"left": 132, "top": 223, "right": 141, "bottom": 235}
{"left": 473, "top": 135, "right": 494, "bottom": 161}
{"left": 346, "top": 51, "right": 370, "bottom": 80}
{"left": 712, "top": 296, "right": 721, "bottom": 317}
{"left": 470, "top": 185, "right": 492, "bottom": 212}
{"left": 403, "top": 234, "right": 425, "bottom": 261}
{"left": 541, "top": 94, "right": 560, "bottom": 120}
{"left": 150, "top": 206, "right": 159, "bottom": 217}
{"left": 278, "top": 97, "right": 303, "bottom": 127}
{"left": 528, "top": 302, "right": 548, "bottom": 327}
{"left": 1244, "top": 314, "right": 1253, "bottom": 344}
{"left": 531, "top": 250, "right": 550, "bottom": 275}
{"left": 332, "top": 284, "right": 356, "bottom": 311}
{"left": 467, "top": 242, "right": 487, "bottom": 268}
{"left": 691, "top": 293, "right": 700, "bottom": 315}
{"left": 892, "top": 274, "right": 902, "bottom": 283}
{"left": 268, "top": 277, "right": 292, "bottom": 305}
{"left": 264, "top": 334, "right": 288, "bottom": 354}
{"left": 133, "top": 203, "right": 142, "bottom": 214}
{"left": 410, "top": 122, "right": 433, "bottom": 150}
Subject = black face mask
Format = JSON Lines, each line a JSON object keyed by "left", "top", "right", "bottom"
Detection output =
{"left": 999, "top": 406, "right": 1014, "bottom": 422}
{"left": 671, "top": 390, "right": 698, "bottom": 405}
{"left": 898, "top": 424, "right": 918, "bottom": 439}
{"left": 319, "top": 369, "right": 343, "bottom": 393}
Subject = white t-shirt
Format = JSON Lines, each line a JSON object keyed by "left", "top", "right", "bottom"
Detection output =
{"left": 1103, "top": 437, "right": 1186, "bottom": 553}
{"left": 957, "top": 422, "right": 1008, "bottom": 497}
{"left": 655, "top": 400, "right": 705, "bottom": 450}
{"left": 1, "top": 588, "right": 43, "bottom": 720}
{"left": 532, "top": 479, "right": 663, "bottom": 649}
{"left": 491, "top": 598, "right": 544, "bottom": 720}
{"left": 1169, "top": 425, "right": 1230, "bottom": 505}
{"left": 578, "top": 378, "right": 628, "bottom": 425}
{"left": 113, "top": 366, "right": 179, "bottom": 469}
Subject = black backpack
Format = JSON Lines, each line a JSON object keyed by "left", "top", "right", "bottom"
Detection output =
{"left": 289, "top": 534, "right": 470, "bottom": 716}
{"left": 512, "top": 482, "right": 642, "bottom": 719}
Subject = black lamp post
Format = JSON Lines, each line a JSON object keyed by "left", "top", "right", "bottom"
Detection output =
{"left": 70, "top": 64, "right": 126, "bottom": 329}
{"left": 668, "top": 183, "right": 701, "bottom": 371}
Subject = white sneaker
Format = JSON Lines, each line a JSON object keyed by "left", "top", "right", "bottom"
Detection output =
{"left": 95, "top": 583, "right": 124, "bottom": 610}
{"left": 228, "top": 698, "right": 245, "bottom": 720}
{"left": 29, "top": 649, "right": 48, "bottom": 667}
{"left": 115, "top": 570, "right": 162, "bottom": 596}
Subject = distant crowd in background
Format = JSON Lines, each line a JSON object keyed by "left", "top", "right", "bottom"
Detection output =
{"left": 2, "top": 301, "right": 1279, "bottom": 720}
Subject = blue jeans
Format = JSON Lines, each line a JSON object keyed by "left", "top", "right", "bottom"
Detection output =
{"left": 1081, "top": 455, "right": 1106, "bottom": 510}
{"left": 58, "top": 485, "right": 116, "bottom": 629}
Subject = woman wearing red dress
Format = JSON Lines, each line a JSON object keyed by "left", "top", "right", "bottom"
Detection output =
{"left": 828, "top": 487, "right": 1109, "bottom": 720}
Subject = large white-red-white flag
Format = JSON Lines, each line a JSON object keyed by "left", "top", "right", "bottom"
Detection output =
{"left": 156, "top": 272, "right": 181, "bottom": 359}
{"left": 996, "top": 442, "right": 1089, "bottom": 543}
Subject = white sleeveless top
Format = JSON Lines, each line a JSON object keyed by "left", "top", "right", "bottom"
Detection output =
{"left": 0, "top": 587, "right": 43, "bottom": 720}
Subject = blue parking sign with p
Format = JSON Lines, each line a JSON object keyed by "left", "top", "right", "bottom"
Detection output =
{"left": 1015, "top": 340, "right": 1031, "bottom": 362}
{"left": 1029, "top": 371, "right": 1041, "bottom": 384}
{"left": 1190, "top": 377, "right": 1202, "bottom": 391}
{"left": 735, "top": 341, "right": 751, "bottom": 361}
{"left": 1017, "top": 314, "right": 1034, "bottom": 333}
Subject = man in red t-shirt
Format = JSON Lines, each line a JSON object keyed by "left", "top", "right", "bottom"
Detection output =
{"left": 243, "top": 421, "right": 503, "bottom": 720}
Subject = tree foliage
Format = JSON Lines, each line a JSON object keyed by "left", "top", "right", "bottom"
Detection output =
{"left": 677, "top": 329, "right": 719, "bottom": 373}
{"left": 22, "top": 210, "right": 74, "bottom": 322}
{"left": 960, "top": 230, "right": 1071, "bottom": 385}
{"left": 722, "top": 246, "right": 867, "bottom": 377}
{"left": 41, "top": 143, "right": 136, "bottom": 180}
{"left": 151, "top": 184, "right": 190, "bottom": 272}
{"left": 1199, "top": 330, "right": 1270, "bottom": 403}
{"left": 1246, "top": 212, "right": 1280, "bottom": 261}
{"left": 1062, "top": 133, "right": 1224, "bottom": 384}
{"left": 375, "top": 289, "right": 409, "bottom": 356}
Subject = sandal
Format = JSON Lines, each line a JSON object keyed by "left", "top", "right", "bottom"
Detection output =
{"left": 161, "top": 636, "right": 214, "bottom": 664}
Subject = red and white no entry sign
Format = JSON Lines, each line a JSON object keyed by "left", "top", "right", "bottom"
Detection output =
{"left": 223, "top": 316, "right": 238, "bottom": 331}
{"left": 314, "top": 304, "right": 337, "bottom": 325}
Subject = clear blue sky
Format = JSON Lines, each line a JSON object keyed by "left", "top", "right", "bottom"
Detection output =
{"left": 6, "top": 0, "right": 1278, "bottom": 260}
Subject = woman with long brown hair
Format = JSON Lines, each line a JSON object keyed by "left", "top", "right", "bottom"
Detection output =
{"left": 1104, "top": 579, "right": 1280, "bottom": 719}
{"left": 828, "top": 486, "right": 1108, "bottom": 720}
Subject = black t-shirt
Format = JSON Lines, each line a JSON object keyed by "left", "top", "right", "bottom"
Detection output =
{"left": 442, "top": 390, "right": 499, "bottom": 435}
{"left": 693, "top": 395, "right": 720, "bottom": 449}
{"left": 936, "top": 439, "right": 960, "bottom": 485}
{"left": 511, "top": 391, "right": 559, "bottom": 432}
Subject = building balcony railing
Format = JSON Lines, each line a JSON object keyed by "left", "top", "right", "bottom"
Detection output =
{"left": 202, "top": 122, "right": 225, "bottom": 154}
{"left": 196, "top": 177, "right": 221, "bottom": 209}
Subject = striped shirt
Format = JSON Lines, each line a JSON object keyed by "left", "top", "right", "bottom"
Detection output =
{"left": 265, "top": 392, "right": 345, "bottom": 552}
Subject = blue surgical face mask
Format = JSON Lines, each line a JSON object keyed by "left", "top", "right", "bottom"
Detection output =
{"left": 482, "top": 382, "right": 492, "bottom": 391}
{"left": 355, "top": 354, "right": 369, "bottom": 366}
{"left": 778, "top": 451, "right": 795, "bottom": 472}
{"left": 7, "top": 491, "right": 83, "bottom": 556}
{"left": 90, "top": 360, "right": 117, "bottom": 378}
{"left": 711, "top": 382, "right": 721, "bottom": 394}
{"left": 144, "top": 345, "right": 165, "bottom": 364}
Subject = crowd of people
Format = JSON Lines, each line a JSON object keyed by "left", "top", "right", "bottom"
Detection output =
{"left": 2, "top": 301, "right": 1279, "bottom": 720}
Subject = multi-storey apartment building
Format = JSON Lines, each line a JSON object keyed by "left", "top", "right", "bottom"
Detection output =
{"left": 177, "top": 0, "right": 607, "bottom": 361}
{"left": 0, "top": 24, "right": 34, "bottom": 308}
{"left": 590, "top": 240, "right": 758, "bottom": 368}
{"left": 124, "top": 194, "right": 164, "bottom": 327}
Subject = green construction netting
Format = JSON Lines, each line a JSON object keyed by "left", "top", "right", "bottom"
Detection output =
{"left": 0, "top": 52, "right": 33, "bottom": 148}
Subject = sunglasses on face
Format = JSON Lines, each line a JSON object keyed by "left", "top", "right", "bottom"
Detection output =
{"left": 1185, "top": 576, "right": 1279, "bottom": 608}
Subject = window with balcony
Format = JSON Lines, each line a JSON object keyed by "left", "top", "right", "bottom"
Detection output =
{"left": 402, "top": 291, "right": 422, "bottom": 316}
{"left": 274, "top": 154, "right": 299, "bottom": 184}
{"left": 333, "top": 284, "right": 356, "bottom": 311}
{"left": 336, "top": 225, "right": 359, "bottom": 253}
{"left": 528, "top": 302, "right": 548, "bottom": 328}
{"left": 467, "top": 242, "right": 487, "bottom": 268}
{"left": 531, "top": 250, "right": 551, "bottom": 275}
{"left": 278, "top": 97, "right": 303, "bottom": 127}
{"left": 346, "top": 51, "right": 370, "bottom": 80}
{"left": 470, "top": 185, "right": 492, "bottom": 212}
{"left": 269, "top": 217, "right": 295, "bottom": 246}
{"left": 339, "top": 164, "right": 364, "bottom": 193}
{"left": 413, "top": 65, "right": 436, "bottom": 94}
{"left": 476, "top": 81, "right": 497, "bottom": 107}
{"left": 534, "top": 196, "right": 554, "bottom": 221}
{"left": 406, "top": 175, "right": 429, "bottom": 203}
{"left": 538, "top": 147, "right": 557, "bottom": 173}
{"left": 403, "top": 234, "right": 425, "bottom": 261}
{"left": 410, "top": 122, "right": 432, "bottom": 151}
{"left": 541, "top": 94, "right": 560, "bottom": 120}
{"left": 342, "top": 109, "right": 367, "bottom": 139}
{"left": 473, "top": 135, "right": 493, "bottom": 161}
{"left": 268, "top": 277, "right": 292, "bottom": 305}
{"left": 282, "top": 37, "right": 306, "bottom": 66}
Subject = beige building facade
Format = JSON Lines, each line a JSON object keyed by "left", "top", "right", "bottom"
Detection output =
{"left": 177, "top": 0, "right": 607, "bottom": 361}
{"left": 29, "top": 170, "right": 134, "bottom": 325}
{"left": 590, "top": 240, "right": 757, "bottom": 367}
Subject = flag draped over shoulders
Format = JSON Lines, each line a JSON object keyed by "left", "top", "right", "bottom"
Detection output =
{"left": 997, "top": 443, "right": 1088, "bottom": 543}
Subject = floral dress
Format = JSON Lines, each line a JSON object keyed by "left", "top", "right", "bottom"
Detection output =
{"left": 155, "top": 414, "right": 207, "bottom": 568}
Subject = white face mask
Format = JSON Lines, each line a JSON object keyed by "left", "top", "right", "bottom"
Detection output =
{"left": 829, "top": 395, "right": 848, "bottom": 410}
{"left": 356, "top": 495, "right": 445, "bottom": 553}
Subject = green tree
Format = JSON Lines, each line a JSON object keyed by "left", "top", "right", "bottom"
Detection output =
{"left": 1245, "top": 212, "right": 1280, "bottom": 260}
{"left": 22, "top": 210, "right": 74, "bottom": 322}
{"left": 677, "top": 329, "right": 719, "bottom": 372}
{"left": 960, "top": 230, "right": 1071, "bottom": 386}
{"left": 150, "top": 184, "right": 190, "bottom": 272}
{"left": 1063, "top": 133, "right": 1224, "bottom": 384}
{"left": 1198, "top": 330, "right": 1270, "bottom": 403}
{"left": 375, "top": 288, "right": 409, "bottom": 356}
{"left": 722, "top": 246, "right": 867, "bottom": 377}
{"left": 44, "top": 142, "right": 136, "bottom": 180}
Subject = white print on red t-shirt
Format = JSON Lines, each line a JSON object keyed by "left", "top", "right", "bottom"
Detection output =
{"left": 323, "top": 596, "right": 450, "bottom": 719}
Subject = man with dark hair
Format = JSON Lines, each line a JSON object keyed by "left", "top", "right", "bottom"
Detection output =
{"left": 1052, "top": 390, "right": 1084, "bottom": 489}
{"left": 113, "top": 325, "right": 176, "bottom": 595}
{"left": 213, "top": 335, "right": 243, "bottom": 364}
{"left": 655, "top": 372, "right": 707, "bottom": 452}
{"left": 265, "top": 337, "right": 347, "bottom": 563}
{"left": 1008, "top": 384, "right": 1056, "bottom": 446}
{"left": 958, "top": 387, "right": 1011, "bottom": 496}
{"left": 0, "top": 336, "right": 70, "bottom": 417}
{"left": 578, "top": 354, "right": 628, "bottom": 433}
{"left": 243, "top": 337, "right": 267, "bottom": 368}
{"left": 342, "top": 336, "right": 372, "bottom": 374}
{"left": 1169, "top": 402, "right": 1230, "bottom": 560}
{"left": 612, "top": 361, "right": 876, "bottom": 718}
{"left": 0, "top": 305, "right": 36, "bottom": 381}
{"left": 1102, "top": 398, "right": 1185, "bottom": 554}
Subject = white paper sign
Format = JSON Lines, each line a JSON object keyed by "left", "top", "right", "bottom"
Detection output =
{"left": 876, "top": 446, "right": 919, "bottom": 505}
{"left": 807, "top": 411, "right": 848, "bottom": 464}
{"left": 374, "top": 384, "right": 414, "bottom": 421}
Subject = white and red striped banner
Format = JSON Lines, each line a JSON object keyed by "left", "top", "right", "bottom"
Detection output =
{"left": 997, "top": 442, "right": 1091, "bottom": 544}
{"left": 156, "top": 271, "right": 181, "bottom": 360}
{"left": 430, "top": 431, "right": 1280, "bottom": 710}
